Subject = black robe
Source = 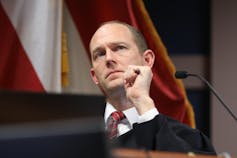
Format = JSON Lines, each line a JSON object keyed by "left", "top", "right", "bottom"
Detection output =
{"left": 111, "top": 114, "right": 216, "bottom": 155}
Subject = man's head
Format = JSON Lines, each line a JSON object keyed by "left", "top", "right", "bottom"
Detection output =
{"left": 89, "top": 21, "right": 155, "bottom": 96}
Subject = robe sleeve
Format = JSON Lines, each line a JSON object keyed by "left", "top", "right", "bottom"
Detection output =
{"left": 113, "top": 114, "right": 216, "bottom": 155}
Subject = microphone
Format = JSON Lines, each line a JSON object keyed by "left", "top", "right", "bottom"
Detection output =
{"left": 175, "top": 71, "right": 237, "bottom": 122}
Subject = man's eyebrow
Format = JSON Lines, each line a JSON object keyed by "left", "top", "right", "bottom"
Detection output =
{"left": 92, "top": 46, "right": 104, "bottom": 55}
{"left": 109, "top": 42, "right": 127, "bottom": 46}
{"left": 92, "top": 42, "right": 128, "bottom": 54}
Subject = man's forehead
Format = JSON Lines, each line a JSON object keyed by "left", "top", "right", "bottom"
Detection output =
{"left": 90, "top": 23, "right": 132, "bottom": 49}
{"left": 93, "top": 24, "right": 131, "bottom": 40}
{"left": 96, "top": 23, "right": 129, "bottom": 34}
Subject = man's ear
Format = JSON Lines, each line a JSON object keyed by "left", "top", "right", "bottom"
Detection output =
{"left": 142, "top": 49, "right": 155, "bottom": 68}
{"left": 90, "top": 68, "right": 99, "bottom": 85}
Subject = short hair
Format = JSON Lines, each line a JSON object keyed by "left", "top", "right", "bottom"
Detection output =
{"left": 96, "top": 20, "right": 148, "bottom": 53}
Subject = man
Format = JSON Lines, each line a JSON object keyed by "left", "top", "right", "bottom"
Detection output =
{"left": 89, "top": 20, "right": 216, "bottom": 154}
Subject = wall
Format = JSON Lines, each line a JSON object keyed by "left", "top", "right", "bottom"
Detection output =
{"left": 211, "top": 0, "right": 237, "bottom": 155}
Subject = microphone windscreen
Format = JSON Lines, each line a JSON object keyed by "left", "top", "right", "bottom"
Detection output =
{"left": 175, "top": 71, "right": 188, "bottom": 79}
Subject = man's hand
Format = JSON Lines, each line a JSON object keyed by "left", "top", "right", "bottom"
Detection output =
{"left": 124, "top": 65, "right": 155, "bottom": 115}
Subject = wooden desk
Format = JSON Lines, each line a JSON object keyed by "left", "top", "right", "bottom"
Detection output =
{"left": 113, "top": 148, "right": 235, "bottom": 158}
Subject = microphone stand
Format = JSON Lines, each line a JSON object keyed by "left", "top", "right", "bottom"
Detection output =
{"left": 188, "top": 73, "right": 237, "bottom": 122}
{"left": 175, "top": 71, "right": 237, "bottom": 122}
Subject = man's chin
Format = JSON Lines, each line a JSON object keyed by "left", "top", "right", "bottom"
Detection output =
{"left": 105, "top": 79, "right": 124, "bottom": 91}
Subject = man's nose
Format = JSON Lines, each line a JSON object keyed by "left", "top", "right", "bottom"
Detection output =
{"left": 105, "top": 50, "right": 116, "bottom": 67}
{"left": 105, "top": 49, "right": 116, "bottom": 62}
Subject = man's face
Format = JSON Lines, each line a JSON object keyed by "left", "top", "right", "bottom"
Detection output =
{"left": 90, "top": 23, "right": 145, "bottom": 94}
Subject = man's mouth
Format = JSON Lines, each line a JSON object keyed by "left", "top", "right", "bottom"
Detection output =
{"left": 106, "top": 70, "right": 124, "bottom": 79}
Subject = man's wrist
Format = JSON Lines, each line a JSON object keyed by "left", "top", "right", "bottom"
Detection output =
{"left": 138, "top": 107, "right": 159, "bottom": 123}
{"left": 133, "top": 96, "right": 155, "bottom": 115}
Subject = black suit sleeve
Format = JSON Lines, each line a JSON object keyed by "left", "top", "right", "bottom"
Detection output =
{"left": 112, "top": 114, "right": 216, "bottom": 155}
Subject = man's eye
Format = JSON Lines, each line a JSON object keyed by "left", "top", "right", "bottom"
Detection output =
{"left": 115, "top": 45, "right": 126, "bottom": 51}
{"left": 94, "top": 51, "right": 105, "bottom": 60}
{"left": 118, "top": 45, "right": 125, "bottom": 49}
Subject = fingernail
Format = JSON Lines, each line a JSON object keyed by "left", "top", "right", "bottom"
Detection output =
{"left": 135, "top": 69, "right": 140, "bottom": 74}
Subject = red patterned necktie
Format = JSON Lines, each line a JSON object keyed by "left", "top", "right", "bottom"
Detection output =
{"left": 106, "top": 111, "right": 125, "bottom": 139}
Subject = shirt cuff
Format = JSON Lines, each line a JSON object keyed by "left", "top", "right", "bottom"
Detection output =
{"left": 137, "top": 108, "right": 159, "bottom": 124}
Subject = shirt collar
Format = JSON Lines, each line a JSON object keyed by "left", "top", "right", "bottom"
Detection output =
{"left": 104, "top": 102, "right": 139, "bottom": 127}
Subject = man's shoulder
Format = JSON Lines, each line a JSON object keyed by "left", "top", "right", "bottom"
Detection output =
{"left": 130, "top": 113, "right": 198, "bottom": 138}
{"left": 132, "top": 113, "right": 202, "bottom": 140}
{"left": 151, "top": 113, "right": 201, "bottom": 136}
{"left": 135, "top": 113, "right": 194, "bottom": 129}
{"left": 158, "top": 114, "right": 194, "bottom": 129}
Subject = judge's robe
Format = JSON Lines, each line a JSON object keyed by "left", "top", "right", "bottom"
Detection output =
{"left": 111, "top": 114, "right": 216, "bottom": 155}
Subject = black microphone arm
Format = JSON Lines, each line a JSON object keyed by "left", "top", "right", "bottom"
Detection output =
{"left": 175, "top": 71, "right": 237, "bottom": 122}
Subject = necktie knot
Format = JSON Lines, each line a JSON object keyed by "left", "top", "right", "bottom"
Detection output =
{"left": 110, "top": 111, "right": 125, "bottom": 122}
{"left": 107, "top": 111, "right": 125, "bottom": 139}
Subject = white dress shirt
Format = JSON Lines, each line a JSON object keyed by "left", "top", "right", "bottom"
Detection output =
{"left": 104, "top": 102, "right": 159, "bottom": 137}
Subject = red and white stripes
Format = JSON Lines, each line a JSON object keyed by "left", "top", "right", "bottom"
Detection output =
{"left": 0, "top": 0, "right": 63, "bottom": 92}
